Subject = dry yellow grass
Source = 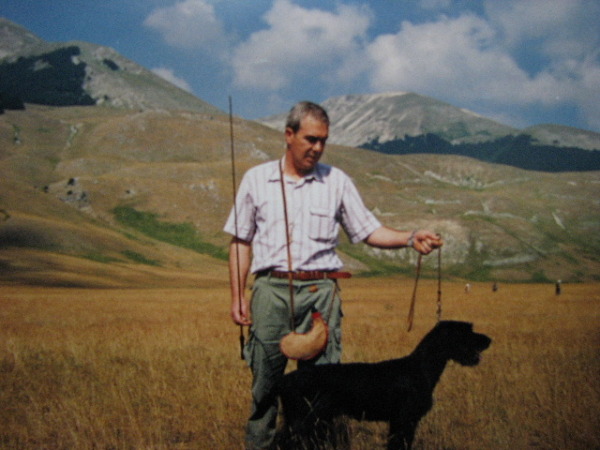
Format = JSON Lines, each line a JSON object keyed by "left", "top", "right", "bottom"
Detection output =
{"left": 1, "top": 279, "right": 598, "bottom": 449}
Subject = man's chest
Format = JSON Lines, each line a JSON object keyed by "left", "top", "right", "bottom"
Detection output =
{"left": 253, "top": 179, "right": 343, "bottom": 227}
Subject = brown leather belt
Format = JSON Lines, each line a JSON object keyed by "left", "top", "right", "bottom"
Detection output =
{"left": 257, "top": 270, "right": 352, "bottom": 281}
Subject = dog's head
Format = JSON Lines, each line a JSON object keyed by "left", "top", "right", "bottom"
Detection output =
{"left": 432, "top": 320, "right": 491, "bottom": 366}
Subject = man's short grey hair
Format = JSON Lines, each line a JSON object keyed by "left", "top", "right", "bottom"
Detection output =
{"left": 285, "top": 101, "right": 330, "bottom": 132}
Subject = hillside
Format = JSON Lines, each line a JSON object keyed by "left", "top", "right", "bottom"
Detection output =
{"left": 523, "top": 124, "right": 600, "bottom": 150}
{"left": 1, "top": 105, "right": 599, "bottom": 286}
{"left": 365, "top": 133, "right": 600, "bottom": 172}
{"left": 0, "top": 17, "right": 221, "bottom": 114}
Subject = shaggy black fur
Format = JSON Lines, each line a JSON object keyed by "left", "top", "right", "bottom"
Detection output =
{"left": 278, "top": 320, "right": 491, "bottom": 449}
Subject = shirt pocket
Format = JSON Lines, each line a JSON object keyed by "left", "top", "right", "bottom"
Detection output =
{"left": 309, "top": 207, "right": 336, "bottom": 242}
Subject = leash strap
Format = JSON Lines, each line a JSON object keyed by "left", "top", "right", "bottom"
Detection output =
{"left": 406, "top": 253, "right": 422, "bottom": 332}
{"left": 279, "top": 159, "right": 297, "bottom": 331}
{"left": 437, "top": 246, "right": 442, "bottom": 322}
{"left": 406, "top": 246, "right": 442, "bottom": 332}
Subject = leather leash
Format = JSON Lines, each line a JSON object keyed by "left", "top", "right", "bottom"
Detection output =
{"left": 436, "top": 246, "right": 442, "bottom": 322}
{"left": 279, "top": 159, "right": 297, "bottom": 331}
{"left": 407, "top": 246, "right": 442, "bottom": 332}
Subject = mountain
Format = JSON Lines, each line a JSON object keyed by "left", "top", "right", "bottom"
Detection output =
{"left": 261, "top": 92, "right": 600, "bottom": 150}
{"left": 261, "top": 92, "right": 517, "bottom": 147}
{"left": 0, "top": 18, "right": 221, "bottom": 114}
{"left": 259, "top": 92, "right": 600, "bottom": 172}
{"left": 0, "top": 19, "right": 598, "bottom": 286}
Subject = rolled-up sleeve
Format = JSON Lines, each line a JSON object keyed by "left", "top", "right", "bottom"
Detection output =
{"left": 339, "top": 176, "right": 381, "bottom": 243}
{"left": 224, "top": 175, "right": 256, "bottom": 242}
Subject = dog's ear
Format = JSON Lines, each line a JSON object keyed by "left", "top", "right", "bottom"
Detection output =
{"left": 458, "top": 321, "right": 474, "bottom": 333}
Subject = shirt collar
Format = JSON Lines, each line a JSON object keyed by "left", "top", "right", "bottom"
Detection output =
{"left": 268, "top": 157, "right": 324, "bottom": 183}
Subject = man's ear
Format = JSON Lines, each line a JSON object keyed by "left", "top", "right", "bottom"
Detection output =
{"left": 284, "top": 127, "right": 294, "bottom": 146}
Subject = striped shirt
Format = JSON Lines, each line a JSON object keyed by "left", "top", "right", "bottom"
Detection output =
{"left": 224, "top": 158, "right": 381, "bottom": 273}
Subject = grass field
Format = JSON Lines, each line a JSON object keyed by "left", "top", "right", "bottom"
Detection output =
{"left": 1, "top": 279, "right": 599, "bottom": 449}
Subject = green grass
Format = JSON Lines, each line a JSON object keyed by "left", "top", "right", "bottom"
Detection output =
{"left": 113, "top": 206, "right": 227, "bottom": 260}
{"left": 121, "top": 250, "right": 161, "bottom": 266}
{"left": 530, "top": 269, "right": 550, "bottom": 283}
{"left": 82, "top": 252, "right": 120, "bottom": 264}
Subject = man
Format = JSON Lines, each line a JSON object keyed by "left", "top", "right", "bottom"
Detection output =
{"left": 224, "top": 101, "right": 442, "bottom": 449}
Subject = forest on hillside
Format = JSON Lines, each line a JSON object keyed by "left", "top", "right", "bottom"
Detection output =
{"left": 364, "top": 133, "right": 600, "bottom": 172}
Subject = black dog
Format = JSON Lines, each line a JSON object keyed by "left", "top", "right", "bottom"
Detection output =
{"left": 278, "top": 320, "right": 491, "bottom": 449}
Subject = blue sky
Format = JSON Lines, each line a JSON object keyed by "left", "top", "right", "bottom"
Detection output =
{"left": 2, "top": 0, "right": 600, "bottom": 132}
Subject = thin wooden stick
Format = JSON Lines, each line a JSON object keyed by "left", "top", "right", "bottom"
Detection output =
{"left": 229, "top": 96, "right": 245, "bottom": 360}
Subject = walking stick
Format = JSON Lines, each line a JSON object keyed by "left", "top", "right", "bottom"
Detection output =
{"left": 229, "top": 96, "right": 245, "bottom": 360}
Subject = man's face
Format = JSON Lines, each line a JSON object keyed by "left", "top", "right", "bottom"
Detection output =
{"left": 285, "top": 115, "right": 329, "bottom": 176}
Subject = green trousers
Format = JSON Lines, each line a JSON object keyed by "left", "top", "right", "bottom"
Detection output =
{"left": 243, "top": 275, "right": 343, "bottom": 450}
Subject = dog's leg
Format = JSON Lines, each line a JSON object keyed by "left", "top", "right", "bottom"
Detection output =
{"left": 281, "top": 401, "right": 327, "bottom": 449}
{"left": 283, "top": 409, "right": 345, "bottom": 449}
{"left": 280, "top": 410, "right": 311, "bottom": 449}
{"left": 309, "top": 416, "right": 350, "bottom": 450}
{"left": 312, "top": 418, "right": 337, "bottom": 449}
{"left": 332, "top": 417, "right": 350, "bottom": 449}
{"left": 388, "top": 417, "right": 417, "bottom": 450}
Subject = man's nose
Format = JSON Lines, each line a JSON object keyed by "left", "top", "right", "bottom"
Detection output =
{"left": 313, "top": 140, "right": 325, "bottom": 152}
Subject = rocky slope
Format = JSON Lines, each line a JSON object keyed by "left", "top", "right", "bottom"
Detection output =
{"left": 0, "top": 18, "right": 221, "bottom": 114}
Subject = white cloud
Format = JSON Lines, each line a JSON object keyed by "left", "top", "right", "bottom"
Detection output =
{"left": 574, "top": 57, "right": 600, "bottom": 131}
{"left": 366, "top": 15, "right": 534, "bottom": 103}
{"left": 364, "top": 3, "right": 600, "bottom": 130}
{"left": 151, "top": 67, "right": 193, "bottom": 92}
{"left": 231, "top": 0, "right": 372, "bottom": 90}
{"left": 485, "top": 0, "right": 600, "bottom": 59}
{"left": 484, "top": 0, "right": 600, "bottom": 129}
{"left": 224, "top": 0, "right": 599, "bottom": 130}
{"left": 144, "top": 0, "right": 227, "bottom": 51}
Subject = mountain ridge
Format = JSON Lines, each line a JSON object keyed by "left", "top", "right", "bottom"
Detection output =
{"left": 259, "top": 91, "right": 600, "bottom": 152}
{"left": 0, "top": 17, "right": 222, "bottom": 114}
{"left": 259, "top": 92, "right": 600, "bottom": 172}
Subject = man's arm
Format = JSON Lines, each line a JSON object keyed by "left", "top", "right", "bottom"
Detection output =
{"left": 365, "top": 226, "right": 443, "bottom": 255}
{"left": 229, "top": 237, "right": 252, "bottom": 326}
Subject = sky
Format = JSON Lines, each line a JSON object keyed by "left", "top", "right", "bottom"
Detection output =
{"left": 2, "top": 0, "right": 600, "bottom": 132}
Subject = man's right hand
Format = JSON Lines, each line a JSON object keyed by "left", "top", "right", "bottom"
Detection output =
{"left": 231, "top": 297, "right": 252, "bottom": 326}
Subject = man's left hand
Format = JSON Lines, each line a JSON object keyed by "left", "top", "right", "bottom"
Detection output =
{"left": 413, "top": 231, "right": 443, "bottom": 255}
